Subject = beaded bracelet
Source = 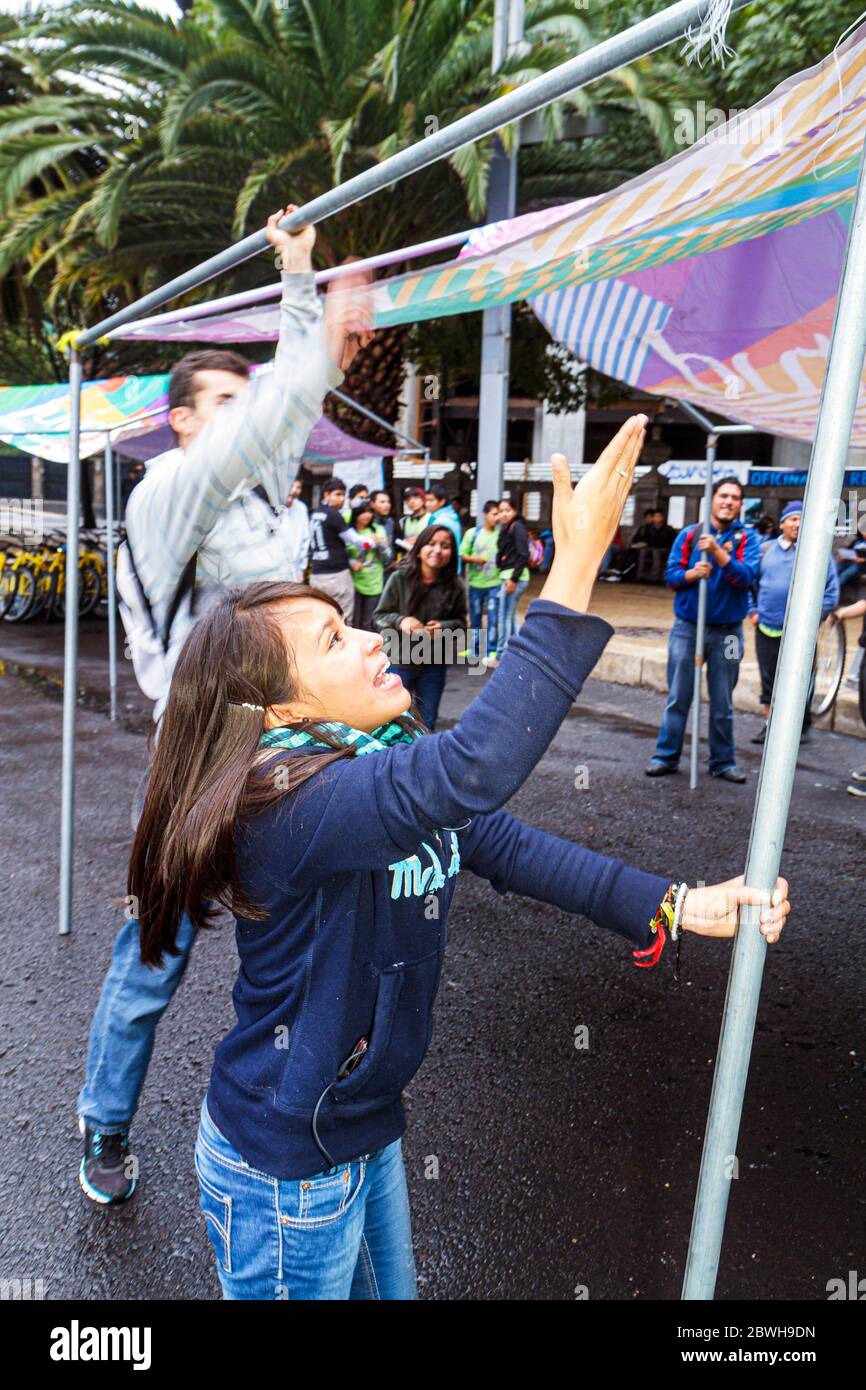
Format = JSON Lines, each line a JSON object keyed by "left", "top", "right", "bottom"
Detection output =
{"left": 632, "top": 881, "right": 688, "bottom": 976}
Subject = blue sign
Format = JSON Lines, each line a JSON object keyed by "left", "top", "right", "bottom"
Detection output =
{"left": 749, "top": 469, "right": 866, "bottom": 488}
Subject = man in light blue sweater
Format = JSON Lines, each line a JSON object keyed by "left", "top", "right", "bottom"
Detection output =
{"left": 749, "top": 499, "right": 840, "bottom": 745}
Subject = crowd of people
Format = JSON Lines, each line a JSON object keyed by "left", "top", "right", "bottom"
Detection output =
{"left": 635, "top": 482, "right": 864, "bottom": 793}
{"left": 244, "top": 464, "right": 545, "bottom": 727}
{"left": 73, "top": 203, "right": 794, "bottom": 1303}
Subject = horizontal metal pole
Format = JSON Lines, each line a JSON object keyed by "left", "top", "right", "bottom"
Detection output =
{"left": 76, "top": 0, "right": 751, "bottom": 349}
{"left": 675, "top": 398, "right": 759, "bottom": 436}
{"left": 108, "top": 230, "right": 472, "bottom": 341}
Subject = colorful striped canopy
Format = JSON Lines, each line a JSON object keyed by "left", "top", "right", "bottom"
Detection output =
{"left": 101, "top": 23, "right": 866, "bottom": 445}
{"left": 364, "top": 20, "right": 866, "bottom": 444}
{"left": 0, "top": 375, "right": 167, "bottom": 463}
{"left": 0, "top": 373, "right": 394, "bottom": 465}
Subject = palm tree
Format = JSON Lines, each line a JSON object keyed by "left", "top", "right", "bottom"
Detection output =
{"left": 0, "top": 0, "right": 704, "bottom": 433}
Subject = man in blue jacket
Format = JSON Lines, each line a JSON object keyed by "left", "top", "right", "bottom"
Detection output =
{"left": 647, "top": 476, "right": 760, "bottom": 782}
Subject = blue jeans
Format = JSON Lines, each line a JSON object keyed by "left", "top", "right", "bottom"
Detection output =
{"left": 391, "top": 663, "right": 448, "bottom": 730}
{"left": 496, "top": 577, "right": 529, "bottom": 656}
{"left": 653, "top": 617, "right": 744, "bottom": 774}
{"left": 78, "top": 911, "right": 197, "bottom": 1130}
{"left": 468, "top": 584, "right": 499, "bottom": 659}
{"left": 195, "top": 1101, "right": 417, "bottom": 1300}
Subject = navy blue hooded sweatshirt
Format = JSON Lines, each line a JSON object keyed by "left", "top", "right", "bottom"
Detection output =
{"left": 206, "top": 600, "right": 671, "bottom": 1179}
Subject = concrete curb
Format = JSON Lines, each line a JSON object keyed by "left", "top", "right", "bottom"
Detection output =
{"left": 590, "top": 641, "right": 864, "bottom": 737}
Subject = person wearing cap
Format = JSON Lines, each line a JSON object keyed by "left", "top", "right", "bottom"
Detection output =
{"left": 748, "top": 499, "right": 840, "bottom": 746}
{"left": 396, "top": 486, "right": 428, "bottom": 556}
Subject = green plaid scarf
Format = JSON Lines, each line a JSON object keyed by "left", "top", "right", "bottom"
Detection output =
{"left": 259, "top": 716, "right": 424, "bottom": 758}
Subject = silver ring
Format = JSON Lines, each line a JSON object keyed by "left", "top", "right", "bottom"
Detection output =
{"left": 615, "top": 466, "right": 629, "bottom": 478}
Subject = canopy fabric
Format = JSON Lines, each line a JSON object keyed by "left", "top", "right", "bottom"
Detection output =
{"left": 367, "top": 21, "right": 866, "bottom": 444}
{"left": 0, "top": 375, "right": 167, "bottom": 462}
{"left": 0, "top": 373, "right": 395, "bottom": 465}
{"left": 95, "top": 24, "right": 866, "bottom": 444}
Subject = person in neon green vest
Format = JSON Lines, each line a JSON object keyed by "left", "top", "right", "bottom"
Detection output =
{"left": 459, "top": 500, "right": 501, "bottom": 660}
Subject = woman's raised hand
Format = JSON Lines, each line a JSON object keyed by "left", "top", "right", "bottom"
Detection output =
{"left": 540, "top": 414, "right": 648, "bottom": 614}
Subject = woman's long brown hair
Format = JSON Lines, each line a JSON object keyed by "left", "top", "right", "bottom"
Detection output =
{"left": 129, "top": 580, "right": 406, "bottom": 967}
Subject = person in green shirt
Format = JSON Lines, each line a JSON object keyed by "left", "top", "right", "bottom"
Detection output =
{"left": 459, "top": 500, "right": 501, "bottom": 660}
{"left": 395, "top": 487, "right": 428, "bottom": 558}
{"left": 347, "top": 498, "right": 389, "bottom": 630}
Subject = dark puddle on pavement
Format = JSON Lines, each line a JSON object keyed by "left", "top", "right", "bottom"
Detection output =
{"left": 0, "top": 657, "right": 149, "bottom": 736}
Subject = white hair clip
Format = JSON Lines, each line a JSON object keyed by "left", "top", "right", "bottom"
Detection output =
{"left": 231, "top": 701, "right": 265, "bottom": 712}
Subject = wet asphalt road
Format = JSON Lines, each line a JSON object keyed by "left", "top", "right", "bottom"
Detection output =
{"left": 0, "top": 651, "right": 864, "bottom": 1302}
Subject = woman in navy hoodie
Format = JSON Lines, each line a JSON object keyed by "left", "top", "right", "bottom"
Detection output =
{"left": 129, "top": 416, "right": 790, "bottom": 1300}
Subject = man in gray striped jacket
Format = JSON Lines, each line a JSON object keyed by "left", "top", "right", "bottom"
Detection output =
{"left": 78, "top": 205, "right": 372, "bottom": 1205}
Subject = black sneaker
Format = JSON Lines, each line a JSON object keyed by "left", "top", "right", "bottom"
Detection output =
{"left": 751, "top": 724, "right": 767, "bottom": 745}
{"left": 79, "top": 1119, "right": 136, "bottom": 1205}
{"left": 645, "top": 760, "right": 677, "bottom": 777}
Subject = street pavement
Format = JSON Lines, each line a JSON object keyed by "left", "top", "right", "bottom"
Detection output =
{"left": 0, "top": 630, "right": 864, "bottom": 1301}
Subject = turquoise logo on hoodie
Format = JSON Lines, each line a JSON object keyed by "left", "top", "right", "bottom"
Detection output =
{"left": 388, "top": 832, "right": 460, "bottom": 899}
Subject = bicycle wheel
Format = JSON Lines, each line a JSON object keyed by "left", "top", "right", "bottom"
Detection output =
{"left": 0, "top": 559, "right": 17, "bottom": 619}
{"left": 811, "top": 620, "right": 846, "bottom": 716}
{"left": 55, "top": 563, "right": 100, "bottom": 618}
{"left": 78, "top": 563, "right": 101, "bottom": 616}
{"left": 4, "top": 564, "right": 39, "bottom": 622}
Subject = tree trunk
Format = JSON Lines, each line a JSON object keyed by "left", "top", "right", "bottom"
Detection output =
{"left": 324, "top": 325, "right": 407, "bottom": 449}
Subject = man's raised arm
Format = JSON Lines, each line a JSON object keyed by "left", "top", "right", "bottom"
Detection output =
{"left": 127, "top": 206, "right": 372, "bottom": 611}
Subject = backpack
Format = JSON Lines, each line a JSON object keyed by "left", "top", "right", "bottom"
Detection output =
{"left": 528, "top": 536, "right": 545, "bottom": 570}
{"left": 116, "top": 535, "right": 197, "bottom": 702}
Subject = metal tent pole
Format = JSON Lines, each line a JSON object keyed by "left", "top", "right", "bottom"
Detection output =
{"left": 75, "top": 0, "right": 750, "bottom": 350}
{"left": 59, "top": 350, "right": 82, "bottom": 936}
{"left": 476, "top": 0, "right": 523, "bottom": 508}
{"left": 103, "top": 435, "right": 118, "bottom": 722}
{"left": 682, "top": 134, "right": 866, "bottom": 1299}
{"left": 690, "top": 432, "right": 717, "bottom": 790}
{"left": 330, "top": 387, "right": 426, "bottom": 456}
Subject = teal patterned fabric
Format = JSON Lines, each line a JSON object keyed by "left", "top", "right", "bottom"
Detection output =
{"left": 259, "top": 717, "right": 423, "bottom": 758}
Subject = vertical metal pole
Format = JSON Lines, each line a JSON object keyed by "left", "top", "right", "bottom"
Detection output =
{"left": 683, "top": 135, "right": 866, "bottom": 1299}
{"left": 59, "top": 351, "right": 82, "bottom": 936}
{"left": 104, "top": 435, "right": 118, "bottom": 722}
{"left": 423, "top": 448, "right": 431, "bottom": 494}
{"left": 689, "top": 433, "right": 717, "bottom": 790}
{"left": 475, "top": 0, "right": 523, "bottom": 507}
